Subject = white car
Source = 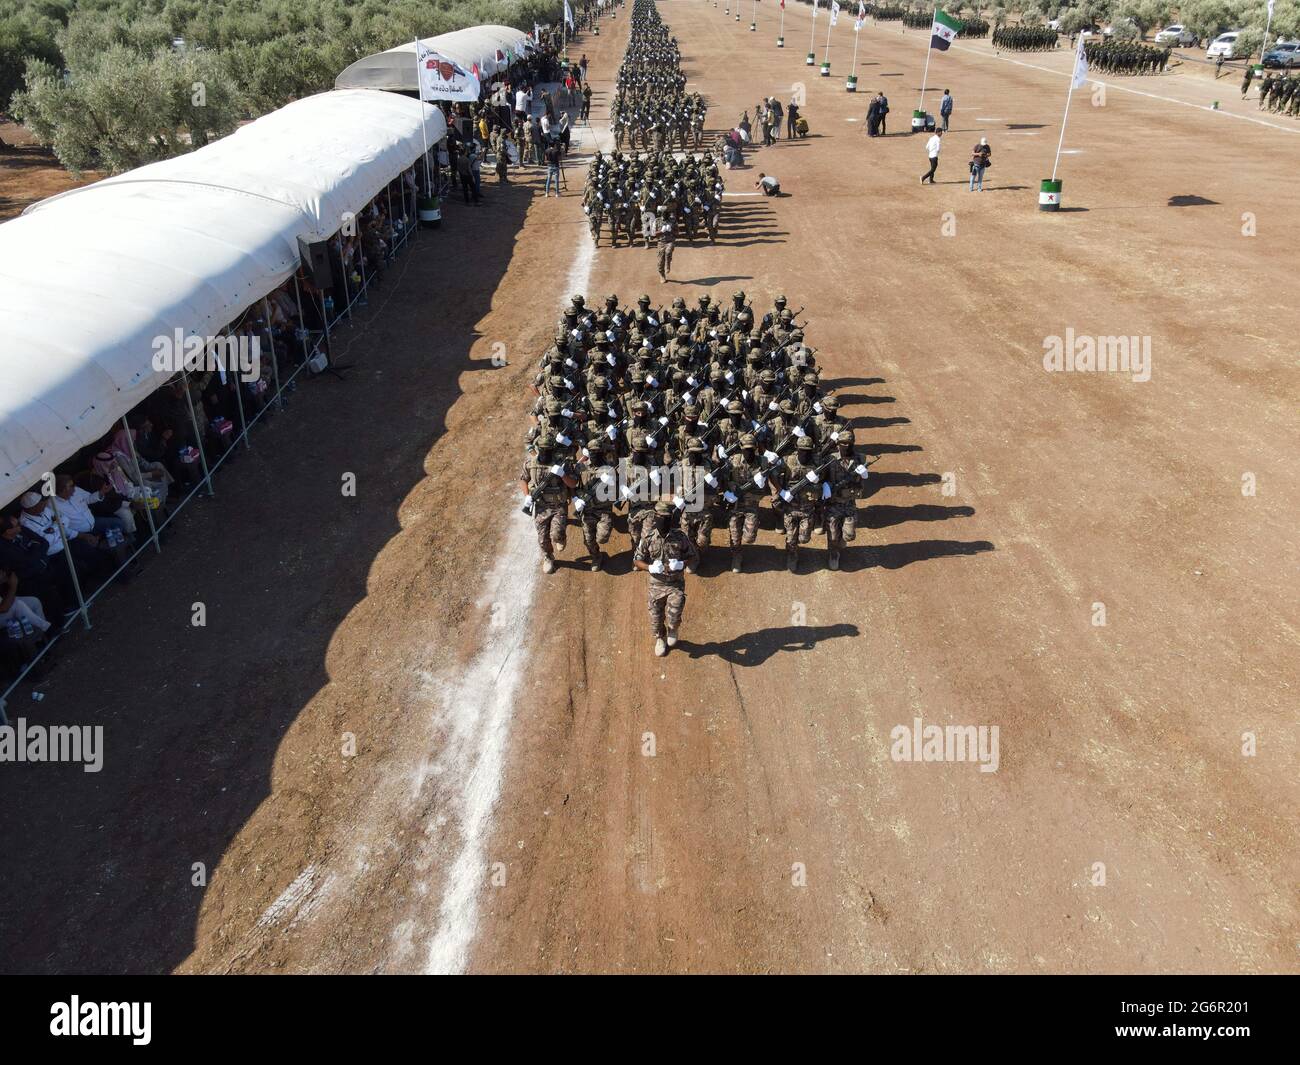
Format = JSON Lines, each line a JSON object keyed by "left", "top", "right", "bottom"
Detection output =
{"left": 1207, "top": 32, "right": 1244, "bottom": 59}
{"left": 1154, "top": 24, "right": 1197, "bottom": 46}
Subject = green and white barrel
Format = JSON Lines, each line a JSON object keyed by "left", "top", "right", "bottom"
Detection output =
{"left": 777, "top": 36, "right": 785, "bottom": 47}
{"left": 806, "top": 51, "right": 815, "bottom": 65}
{"left": 418, "top": 194, "right": 441, "bottom": 228}
{"left": 750, "top": 21, "right": 756, "bottom": 31}
{"left": 846, "top": 74, "right": 858, "bottom": 92}
{"left": 911, "top": 109, "right": 927, "bottom": 133}
{"left": 1038, "top": 179, "right": 1062, "bottom": 212}
{"left": 820, "top": 60, "right": 831, "bottom": 76}
{"left": 735, "top": 12, "right": 741, "bottom": 20}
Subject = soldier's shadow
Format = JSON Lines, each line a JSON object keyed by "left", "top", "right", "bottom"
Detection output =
{"left": 679, "top": 622, "right": 860, "bottom": 666}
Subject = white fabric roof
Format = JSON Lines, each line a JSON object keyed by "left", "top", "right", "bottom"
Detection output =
{"left": 336, "top": 25, "right": 536, "bottom": 91}
{"left": 0, "top": 89, "right": 445, "bottom": 508}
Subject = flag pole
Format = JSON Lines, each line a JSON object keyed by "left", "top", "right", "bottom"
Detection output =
{"left": 917, "top": 7, "right": 936, "bottom": 113}
{"left": 1051, "top": 39, "right": 1084, "bottom": 181}
{"left": 1260, "top": 3, "right": 1275, "bottom": 66}
{"left": 414, "top": 39, "right": 431, "bottom": 192}
{"left": 852, "top": 9, "right": 861, "bottom": 76}
{"left": 823, "top": 8, "right": 833, "bottom": 66}
{"left": 809, "top": 1, "right": 818, "bottom": 63}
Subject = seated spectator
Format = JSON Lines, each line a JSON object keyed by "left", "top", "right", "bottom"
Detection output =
{"left": 0, "top": 513, "right": 68, "bottom": 623}
{"left": 19, "top": 491, "right": 109, "bottom": 585}
{"left": 0, "top": 565, "right": 51, "bottom": 636}
{"left": 110, "top": 424, "right": 173, "bottom": 497}
{"left": 56, "top": 473, "right": 128, "bottom": 544}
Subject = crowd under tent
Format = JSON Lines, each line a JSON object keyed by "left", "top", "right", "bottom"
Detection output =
{"left": 0, "top": 89, "right": 446, "bottom": 511}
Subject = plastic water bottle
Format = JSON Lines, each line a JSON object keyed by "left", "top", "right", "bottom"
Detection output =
{"left": 6, "top": 619, "right": 21, "bottom": 641}
{"left": 19, "top": 616, "right": 34, "bottom": 636}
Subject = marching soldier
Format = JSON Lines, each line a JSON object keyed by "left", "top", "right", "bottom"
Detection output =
{"left": 576, "top": 437, "right": 620, "bottom": 572}
{"left": 519, "top": 433, "right": 577, "bottom": 574}
{"left": 772, "top": 436, "right": 827, "bottom": 573}
{"left": 634, "top": 500, "right": 699, "bottom": 657}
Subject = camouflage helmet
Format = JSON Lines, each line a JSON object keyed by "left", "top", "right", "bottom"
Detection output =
{"left": 725, "top": 400, "right": 744, "bottom": 415}
{"left": 605, "top": 293, "right": 619, "bottom": 305}
{"left": 653, "top": 500, "right": 675, "bottom": 516}
{"left": 586, "top": 437, "right": 605, "bottom": 453}
{"left": 822, "top": 395, "right": 839, "bottom": 410}
{"left": 682, "top": 404, "right": 699, "bottom": 420}
{"left": 732, "top": 290, "right": 745, "bottom": 302}
{"left": 739, "top": 433, "right": 757, "bottom": 448}
{"left": 796, "top": 435, "right": 815, "bottom": 451}
{"left": 571, "top": 294, "right": 586, "bottom": 307}
{"left": 779, "top": 309, "right": 793, "bottom": 321}
{"left": 698, "top": 294, "right": 712, "bottom": 306}
{"left": 537, "top": 432, "right": 557, "bottom": 450}
{"left": 686, "top": 436, "right": 707, "bottom": 453}
{"left": 835, "top": 427, "right": 856, "bottom": 447}
{"left": 545, "top": 398, "right": 563, "bottom": 414}
{"left": 759, "top": 369, "right": 776, "bottom": 384}
{"left": 778, "top": 398, "right": 795, "bottom": 414}
{"left": 638, "top": 293, "right": 652, "bottom": 305}
{"left": 774, "top": 294, "right": 788, "bottom": 306}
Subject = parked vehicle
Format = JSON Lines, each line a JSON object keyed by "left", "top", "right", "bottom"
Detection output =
{"left": 1206, "top": 32, "right": 1245, "bottom": 59}
{"left": 1154, "top": 24, "right": 1198, "bottom": 47}
{"left": 1262, "top": 41, "right": 1300, "bottom": 68}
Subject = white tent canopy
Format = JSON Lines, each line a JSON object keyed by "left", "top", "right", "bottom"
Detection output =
{"left": 0, "top": 89, "right": 445, "bottom": 509}
{"left": 336, "top": 24, "right": 536, "bottom": 92}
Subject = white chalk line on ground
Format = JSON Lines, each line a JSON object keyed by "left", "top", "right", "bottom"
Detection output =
{"left": 420, "top": 96, "right": 605, "bottom": 978}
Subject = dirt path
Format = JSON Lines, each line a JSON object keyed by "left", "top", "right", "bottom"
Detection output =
{"left": 0, "top": 3, "right": 1294, "bottom": 975}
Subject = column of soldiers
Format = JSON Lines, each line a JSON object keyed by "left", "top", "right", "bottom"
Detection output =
{"left": 1084, "top": 39, "right": 1172, "bottom": 75}
{"left": 991, "top": 26, "right": 1059, "bottom": 51}
{"left": 583, "top": 150, "right": 725, "bottom": 252}
{"left": 610, "top": 1, "right": 707, "bottom": 151}
{"left": 518, "top": 291, "right": 875, "bottom": 656}
{"left": 1256, "top": 73, "right": 1300, "bottom": 117}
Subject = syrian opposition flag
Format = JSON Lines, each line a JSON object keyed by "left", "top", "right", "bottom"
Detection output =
{"left": 830, "top": 1, "right": 841, "bottom": 25}
{"left": 930, "top": 10, "right": 961, "bottom": 51}
{"left": 855, "top": 2, "right": 866, "bottom": 31}
{"left": 564, "top": 0, "right": 575, "bottom": 29}
{"left": 1070, "top": 33, "right": 1089, "bottom": 89}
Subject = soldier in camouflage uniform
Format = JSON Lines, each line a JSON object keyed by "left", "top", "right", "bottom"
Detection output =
{"left": 576, "top": 436, "right": 621, "bottom": 571}
{"left": 634, "top": 500, "right": 700, "bottom": 657}
{"left": 824, "top": 428, "right": 870, "bottom": 570}
{"left": 675, "top": 436, "right": 716, "bottom": 555}
{"left": 771, "top": 435, "right": 827, "bottom": 573}
{"left": 519, "top": 434, "right": 577, "bottom": 573}
{"left": 724, "top": 433, "right": 767, "bottom": 573}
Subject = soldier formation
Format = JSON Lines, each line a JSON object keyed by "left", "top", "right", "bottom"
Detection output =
{"left": 1084, "top": 39, "right": 1172, "bottom": 75}
{"left": 1255, "top": 73, "right": 1300, "bottom": 117}
{"left": 611, "top": 2, "right": 707, "bottom": 150}
{"left": 519, "top": 291, "right": 873, "bottom": 656}
{"left": 991, "top": 25, "right": 1059, "bottom": 51}
{"left": 583, "top": 150, "right": 725, "bottom": 253}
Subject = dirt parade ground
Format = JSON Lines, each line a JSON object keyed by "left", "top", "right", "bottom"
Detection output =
{"left": 1, "top": 1, "right": 1296, "bottom": 976}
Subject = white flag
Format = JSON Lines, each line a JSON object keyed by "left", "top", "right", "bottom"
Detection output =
{"left": 1071, "top": 34, "right": 1089, "bottom": 89}
{"left": 1267, "top": 0, "right": 1275, "bottom": 16}
{"left": 855, "top": 2, "right": 866, "bottom": 31}
{"left": 416, "top": 40, "right": 480, "bottom": 102}
{"left": 830, "top": 1, "right": 841, "bottom": 26}
{"left": 564, "top": 0, "right": 574, "bottom": 29}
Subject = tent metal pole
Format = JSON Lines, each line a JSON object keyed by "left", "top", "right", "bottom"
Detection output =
{"left": 179, "top": 366, "right": 215, "bottom": 497}
{"left": 268, "top": 293, "right": 288, "bottom": 407}
{"left": 227, "top": 328, "right": 251, "bottom": 450}
{"left": 119, "top": 414, "right": 161, "bottom": 554}
{"left": 47, "top": 493, "right": 91, "bottom": 630}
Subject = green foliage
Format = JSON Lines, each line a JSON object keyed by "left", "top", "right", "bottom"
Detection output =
{"left": 4, "top": 0, "right": 568, "bottom": 170}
